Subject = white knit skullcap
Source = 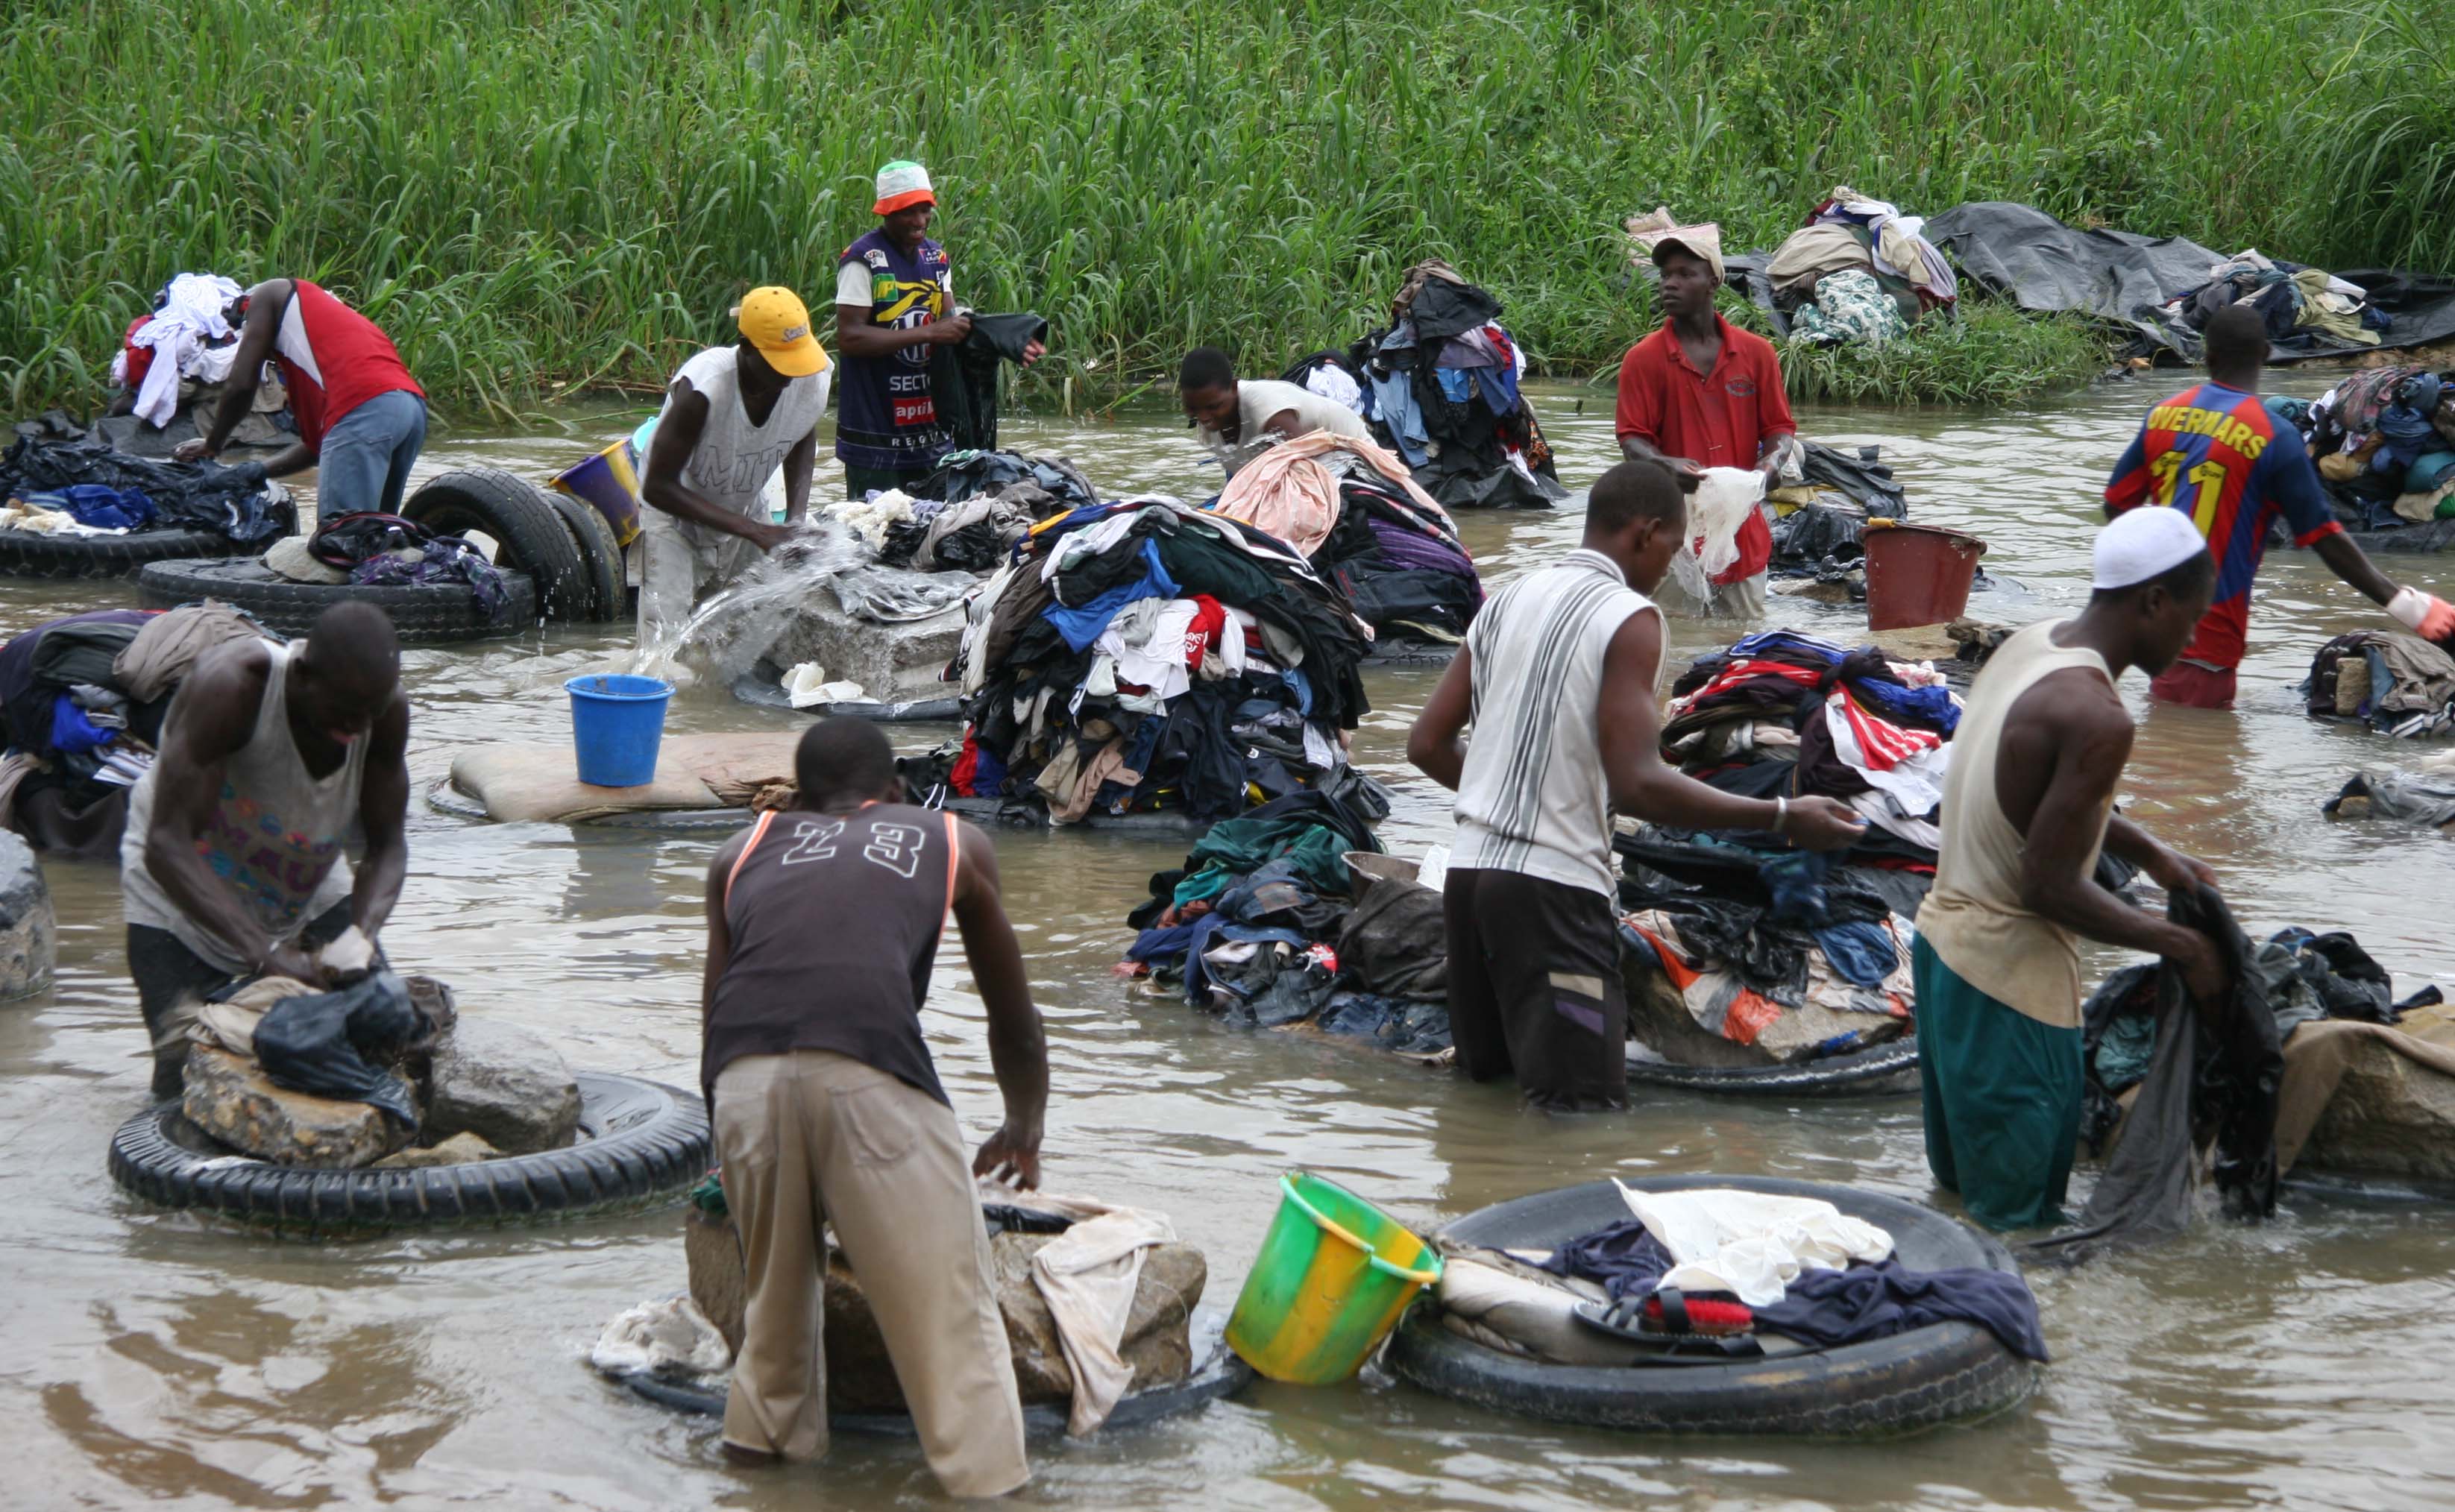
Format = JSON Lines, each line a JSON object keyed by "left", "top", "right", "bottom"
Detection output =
{"left": 2093, "top": 507, "right": 2208, "bottom": 590}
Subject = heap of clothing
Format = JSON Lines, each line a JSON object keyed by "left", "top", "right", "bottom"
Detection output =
{"left": 923, "top": 494, "right": 1375, "bottom": 825}
{"left": 1211, "top": 431, "right": 1483, "bottom": 645}
{"left": 1116, "top": 790, "right": 1453, "bottom": 1058}
{"left": 109, "top": 273, "right": 269, "bottom": 430}
{"left": 0, "top": 603, "right": 268, "bottom": 858}
{"left": 1327, "top": 260, "right": 1568, "bottom": 511}
{"left": 0, "top": 435, "right": 293, "bottom": 544}
{"left": 2156, "top": 251, "right": 2390, "bottom": 354}
{"left": 2272, "top": 365, "right": 2455, "bottom": 531}
{"left": 1763, "top": 187, "right": 1958, "bottom": 346}
{"left": 852, "top": 453, "right": 1101, "bottom": 573}
{"left": 304, "top": 512, "right": 512, "bottom": 623}
{"left": 2306, "top": 629, "right": 2455, "bottom": 739}
{"left": 1764, "top": 441, "right": 1912, "bottom": 589}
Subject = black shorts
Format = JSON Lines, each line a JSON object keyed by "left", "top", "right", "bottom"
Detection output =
{"left": 1443, "top": 867, "right": 1626, "bottom": 1110}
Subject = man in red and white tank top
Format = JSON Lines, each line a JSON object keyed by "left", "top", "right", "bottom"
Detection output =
{"left": 177, "top": 279, "right": 427, "bottom": 522}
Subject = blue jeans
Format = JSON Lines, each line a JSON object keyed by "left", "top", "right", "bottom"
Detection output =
{"left": 315, "top": 388, "right": 427, "bottom": 521}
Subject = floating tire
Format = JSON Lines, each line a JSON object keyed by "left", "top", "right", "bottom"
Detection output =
{"left": 0, "top": 523, "right": 259, "bottom": 579}
{"left": 1386, "top": 1175, "right": 2037, "bottom": 1434}
{"left": 403, "top": 467, "right": 593, "bottom": 622}
{"left": 541, "top": 488, "right": 625, "bottom": 623}
{"left": 1625, "top": 1036, "right": 1922, "bottom": 1097}
{"left": 137, "top": 557, "right": 535, "bottom": 645}
{"left": 107, "top": 1071, "right": 709, "bottom": 1234}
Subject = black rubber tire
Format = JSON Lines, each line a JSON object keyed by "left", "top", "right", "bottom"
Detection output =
{"left": 1386, "top": 1175, "right": 2037, "bottom": 1435}
{"left": 541, "top": 487, "right": 625, "bottom": 623}
{"left": 107, "top": 1071, "right": 709, "bottom": 1235}
{"left": 402, "top": 467, "right": 593, "bottom": 622}
{"left": 1625, "top": 1037, "right": 1923, "bottom": 1097}
{"left": 0, "top": 523, "right": 256, "bottom": 579}
{"left": 137, "top": 557, "right": 535, "bottom": 645}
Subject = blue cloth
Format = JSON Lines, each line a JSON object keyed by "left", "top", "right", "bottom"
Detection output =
{"left": 1472, "top": 362, "right": 1521, "bottom": 417}
{"left": 28, "top": 485, "right": 154, "bottom": 531}
{"left": 49, "top": 694, "right": 115, "bottom": 753}
{"left": 1434, "top": 368, "right": 1474, "bottom": 404}
{"left": 1181, "top": 916, "right": 1308, "bottom": 1005}
{"left": 970, "top": 742, "right": 1008, "bottom": 797}
{"left": 1277, "top": 665, "right": 1315, "bottom": 717}
{"left": 1760, "top": 851, "right": 1832, "bottom": 923}
{"left": 315, "top": 388, "right": 428, "bottom": 523}
{"left": 1814, "top": 920, "right": 1899, "bottom": 989}
{"left": 2408, "top": 451, "right": 2455, "bottom": 496}
{"left": 1040, "top": 541, "right": 1178, "bottom": 652}
{"left": 1848, "top": 676, "right": 1961, "bottom": 737}
{"left": 1371, "top": 370, "right": 1428, "bottom": 464}
{"left": 1726, "top": 629, "right": 1847, "bottom": 666}
{"left": 1126, "top": 922, "right": 1198, "bottom": 966}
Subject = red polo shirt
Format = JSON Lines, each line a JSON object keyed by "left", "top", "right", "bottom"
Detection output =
{"left": 1615, "top": 315, "right": 1796, "bottom": 583}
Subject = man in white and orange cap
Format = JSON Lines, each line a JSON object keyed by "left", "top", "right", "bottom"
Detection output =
{"left": 636, "top": 286, "right": 832, "bottom": 643}
{"left": 832, "top": 160, "right": 1042, "bottom": 499}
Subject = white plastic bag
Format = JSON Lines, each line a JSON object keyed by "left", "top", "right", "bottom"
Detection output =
{"left": 1667, "top": 466, "right": 1767, "bottom": 602}
{"left": 782, "top": 662, "right": 867, "bottom": 708}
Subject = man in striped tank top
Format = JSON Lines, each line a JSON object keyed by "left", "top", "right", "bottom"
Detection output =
{"left": 1408, "top": 461, "right": 1864, "bottom": 1108}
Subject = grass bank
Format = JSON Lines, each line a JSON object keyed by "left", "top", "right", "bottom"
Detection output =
{"left": 4, "top": 0, "right": 2446, "bottom": 418}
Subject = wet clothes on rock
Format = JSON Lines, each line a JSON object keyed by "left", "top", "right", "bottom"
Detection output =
{"left": 834, "top": 228, "right": 955, "bottom": 476}
{"left": 1445, "top": 867, "right": 1627, "bottom": 1109}
{"left": 2104, "top": 380, "right": 2342, "bottom": 675}
{"left": 128, "top": 899, "right": 355, "bottom": 1100}
{"left": 0, "top": 436, "right": 291, "bottom": 544}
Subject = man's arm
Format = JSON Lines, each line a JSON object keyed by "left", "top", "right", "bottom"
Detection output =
{"left": 347, "top": 693, "right": 412, "bottom": 939}
{"left": 779, "top": 423, "right": 818, "bottom": 526}
{"left": 177, "top": 280, "right": 291, "bottom": 463}
{"left": 832, "top": 303, "right": 969, "bottom": 360}
{"left": 141, "top": 646, "right": 318, "bottom": 978}
{"left": 950, "top": 822, "right": 1048, "bottom": 1188}
{"left": 1615, "top": 348, "right": 1697, "bottom": 471}
{"left": 1752, "top": 344, "right": 1799, "bottom": 477}
{"left": 1618, "top": 432, "right": 1702, "bottom": 475}
{"left": 701, "top": 834, "right": 748, "bottom": 1024}
{"left": 2102, "top": 811, "right": 2217, "bottom": 894}
{"left": 1404, "top": 644, "right": 1474, "bottom": 791}
{"left": 2102, "top": 425, "right": 2154, "bottom": 517}
{"left": 639, "top": 379, "right": 790, "bottom": 551}
{"left": 1596, "top": 611, "right": 1864, "bottom": 847}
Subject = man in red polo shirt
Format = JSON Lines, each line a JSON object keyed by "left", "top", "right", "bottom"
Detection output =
{"left": 1615, "top": 224, "right": 1796, "bottom": 617}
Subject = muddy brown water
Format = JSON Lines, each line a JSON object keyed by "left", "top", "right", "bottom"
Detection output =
{"left": 4, "top": 376, "right": 2451, "bottom": 1510}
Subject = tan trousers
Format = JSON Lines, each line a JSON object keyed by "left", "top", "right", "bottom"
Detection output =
{"left": 713, "top": 1050, "right": 1028, "bottom": 1498}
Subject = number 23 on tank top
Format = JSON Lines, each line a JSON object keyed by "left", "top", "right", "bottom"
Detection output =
{"left": 2148, "top": 450, "right": 2228, "bottom": 535}
{"left": 777, "top": 816, "right": 928, "bottom": 879}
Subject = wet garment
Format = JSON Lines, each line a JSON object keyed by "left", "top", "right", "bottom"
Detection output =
{"left": 113, "top": 602, "right": 263, "bottom": 703}
{"left": 271, "top": 280, "right": 425, "bottom": 456}
{"left": 1917, "top": 621, "right": 2113, "bottom": 1029}
{"left": 834, "top": 228, "right": 954, "bottom": 474}
{"left": 1451, "top": 549, "right": 1656, "bottom": 895}
{"left": 119, "top": 642, "right": 366, "bottom": 974}
{"left": 2104, "top": 381, "right": 2342, "bottom": 671}
{"left": 0, "top": 437, "right": 289, "bottom": 544}
{"left": 703, "top": 804, "right": 959, "bottom": 1111}
{"left": 128, "top": 899, "right": 358, "bottom": 1100}
{"left": 1916, "top": 935, "right": 2084, "bottom": 1232}
{"left": 1445, "top": 866, "right": 1627, "bottom": 1109}
{"left": 930, "top": 312, "right": 1047, "bottom": 456}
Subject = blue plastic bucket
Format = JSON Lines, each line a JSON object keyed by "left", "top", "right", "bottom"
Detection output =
{"left": 551, "top": 439, "right": 644, "bottom": 546}
{"left": 565, "top": 674, "right": 673, "bottom": 787}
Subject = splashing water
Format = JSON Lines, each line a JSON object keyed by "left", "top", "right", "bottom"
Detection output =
{"left": 629, "top": 522, "right": 873, "bottom": 686}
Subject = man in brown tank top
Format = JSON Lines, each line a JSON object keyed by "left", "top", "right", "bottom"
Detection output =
{"left": 701, "top": 718, "right": 1046, "bottom": 1497}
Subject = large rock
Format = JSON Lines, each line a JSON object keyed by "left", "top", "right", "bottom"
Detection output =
{"left": 424, "top": 1018, "right": 579, "bottom": 1153}
{"left": 180, "top": 1045, "right": 406, "bottom": 1168}
{"left": 685, "top": 1210, "right": 1205, "bottom": 1411}
{"left": 0, "top": 831, "right": 55, "bottom": 1001}
{"left": 2302, "top": 1037, "right": 2455, "bottom": 1180}
{"left": 767, "top": 590, "right": 967, "bottom": 703}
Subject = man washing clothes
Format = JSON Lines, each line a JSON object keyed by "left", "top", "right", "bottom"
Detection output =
{"left": 1916, "top": 508, "right": 2233, "bottom": 1231}
{"left": 700, "top": 718, "right": 1046, "bottom": 1498}
{"left": 1406, "top": 459, "right": 1864, "bottom": 1109}
{"left": 834, "top": 160, "right": 1046, "bottom": 500}
{"left": 173, "top": 278, "right": 427, "bottom": 523}
{"left": 1615, "top": 222, "right": 1798, "bottom": 618}
{"left": 2104, "top": 303, "right": 2455, "bottom": 709}
{"left": 635, "top": 286, "right": 832, "bottom": 646}
{"left": 122, "top": 602, "right": 410, "bottom": 1100}
{"left": 1178, "top": 345, "right": 1372, "bottom": 480}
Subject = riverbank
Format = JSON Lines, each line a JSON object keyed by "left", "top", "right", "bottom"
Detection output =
{"left": 4, "top": 0, "right": 2447, "bottom": 413}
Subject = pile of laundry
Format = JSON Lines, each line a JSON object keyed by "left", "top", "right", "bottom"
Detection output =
{"left": 2156, "top": 251, "right": 2389, "bottom": 353}
{"left": 107, "top": 271, "right": 293, "bottom": 435}
{"left": 1761, "top": 186, "right": 1958, "bottom": 347}
{"left": 1210, "top": 430, "right": 1483, "bottom": 646}
{"left": 1116, "top": 789, "right": 1454, "bottom": 1059}
{"left": 826, "top": 452, "right": 1094, "bottom": 574}
{"left": 0, "top": 602, "right": 268, "bottom": 857}
{"left": 1432, "top": 1182, "right": 2046, "bottom": 1367}
{"left": 1758, "top": 441, "right": 1913, "bottom": 592}
{"left": 2306, "top": 629, "right": 2455, "bottom": 739}
{"left": 1309, "top": 259, "right": 1566, "bottom": 511}
{"left": 914, "top": 493, "right": 1375, "bottom": 825}
{"left": 271, "top": 511, "right": 511, "bottom": 623}
{"left": 2271, "top": 365, "right": 2455, "bottom": 532}
{"left": 0, "top": 435, "right": 292, "bottom": 544}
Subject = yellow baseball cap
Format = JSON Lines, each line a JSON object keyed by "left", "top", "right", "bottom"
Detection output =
{"left": 733, "top": 286, "right": 831, "bottom": 378}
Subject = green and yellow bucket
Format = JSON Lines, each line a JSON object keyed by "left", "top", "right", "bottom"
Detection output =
{"left": 1225, "top": 1171, "right": 1442, "bottom": 1384}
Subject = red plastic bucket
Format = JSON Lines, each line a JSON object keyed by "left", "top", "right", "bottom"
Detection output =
{"left": 1862, "top": 521, "right": 1987, "bottom": 631}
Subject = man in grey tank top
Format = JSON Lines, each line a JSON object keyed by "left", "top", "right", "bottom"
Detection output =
{"left": 121, "top": 602, "right": 410, "bottom": 1098}
{"left": 1409, "top": 461, "right": 1862, "bottom": 1108}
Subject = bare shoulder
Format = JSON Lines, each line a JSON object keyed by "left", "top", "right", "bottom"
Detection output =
{"left": 2005, "top": 664, "right": 2133, "bottom": 759}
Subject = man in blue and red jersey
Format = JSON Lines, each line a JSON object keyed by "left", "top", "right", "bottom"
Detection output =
{"left": 2104, "top": 306, "right": 2454, "bottom": 708}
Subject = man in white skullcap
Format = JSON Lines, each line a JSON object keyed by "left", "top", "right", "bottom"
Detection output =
{"left": 1912, "top": 508, "right": 2232, "bottom": 1231}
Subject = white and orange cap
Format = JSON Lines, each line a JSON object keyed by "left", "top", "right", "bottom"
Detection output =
{"left": 873, "top": 160, "right": 935, "bottom": 215}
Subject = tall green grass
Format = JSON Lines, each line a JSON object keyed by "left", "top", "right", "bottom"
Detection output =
{"left": 1, "top": 0, "right": 2440, "bottom": 416}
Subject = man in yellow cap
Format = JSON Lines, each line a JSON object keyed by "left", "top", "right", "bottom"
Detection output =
{"left": 833, "top": 160, "right": 1041, "bottom": 498}
{"left": 636, "top": 287, "right": 833, "bottom": 644}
